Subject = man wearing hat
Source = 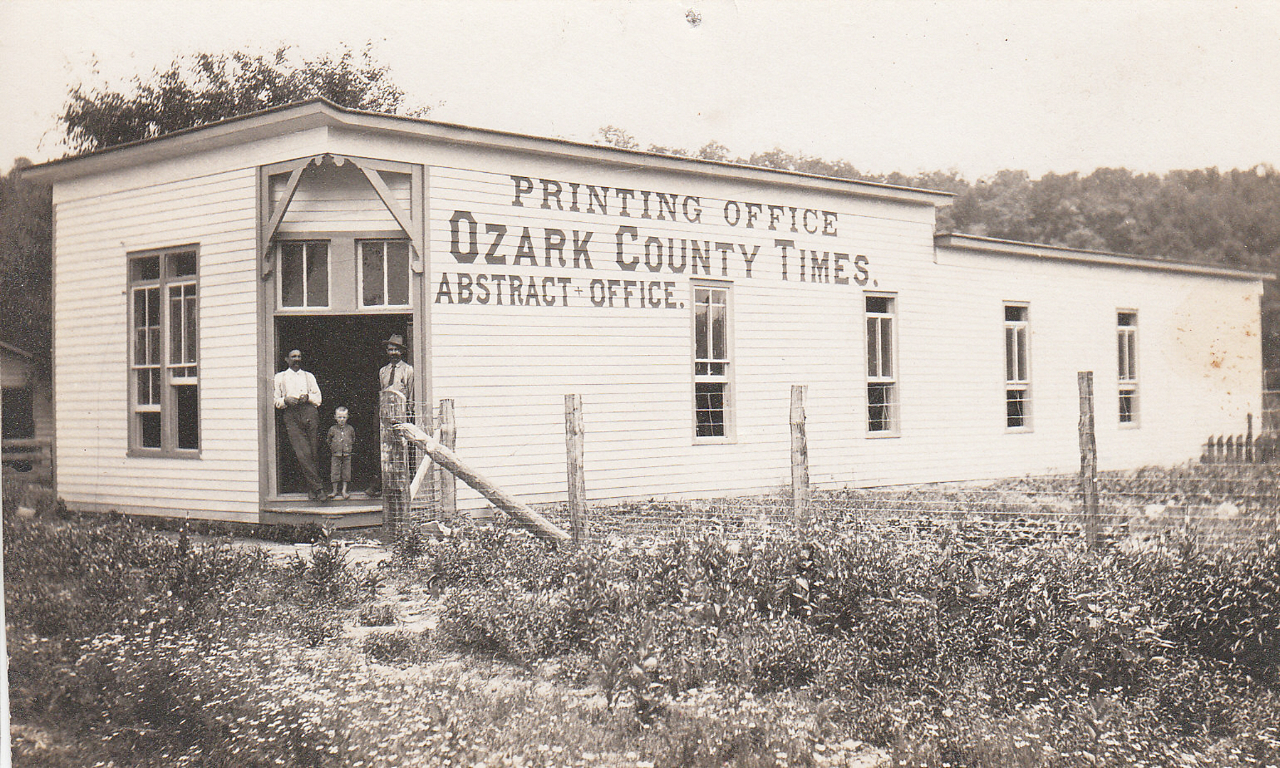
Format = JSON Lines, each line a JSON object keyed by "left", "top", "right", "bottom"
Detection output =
{"left": 368, "top": 334, "right": 414, "bottom": 497}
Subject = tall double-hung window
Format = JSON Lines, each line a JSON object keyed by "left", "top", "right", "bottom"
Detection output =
{"left": 1117, "top": 311, "right": 1138, "bottom": 424}
{"left": 693, "top": 283, "right": 732, "bottom": 439}
{"left": 129, "top": 247, "right": 199, "bottom": 454}
{"left": 865, "top": 294, "right": 898, "bottom": 434}
{"left": 1004, "top": 303, "right": 1031, "bottom": 429}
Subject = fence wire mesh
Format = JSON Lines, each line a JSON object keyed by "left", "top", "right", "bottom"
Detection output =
{"left": 388, "top": 400, "right": 1280, "bottom": 548}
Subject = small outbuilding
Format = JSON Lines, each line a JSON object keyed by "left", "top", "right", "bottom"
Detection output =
{"left": 23, "top": 99, "right": 1267, "bottom": 524}
{"left": 2, "top": 341, "right": 54, "bottom": 484}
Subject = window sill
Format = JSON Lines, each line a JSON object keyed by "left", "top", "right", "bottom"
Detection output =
{"left": 1004, "top": 426, "right": 1034, "bottom": 434}
{"left": 693, "top": 436, "right": 736, "bottom": 446}
{"left": 127, "top": 448, "right": 201, "bottom": 459}
{"left": 866, "top": 430, "right": 900, "bottom": 439}
{"left": 1119, "top": 421, "right": 1141, "bottom": 430}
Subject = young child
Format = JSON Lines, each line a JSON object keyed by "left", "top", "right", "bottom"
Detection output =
{"left": 326, "top": 407, "right": 356, "bottom": 499}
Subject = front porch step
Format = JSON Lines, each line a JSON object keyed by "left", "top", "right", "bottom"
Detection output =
{"left": 261, "top": 498, "right": 384, "bottom": 529}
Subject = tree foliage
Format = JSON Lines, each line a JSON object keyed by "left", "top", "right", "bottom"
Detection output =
{"left": 60, "top": 45, "right": 426, "bottom": 153}
{"left": 0, "top": 159, "right": 52, "bottom": 356}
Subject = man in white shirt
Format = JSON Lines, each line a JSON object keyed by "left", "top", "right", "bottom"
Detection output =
{"left": 274, "top": 349, "right": 326, "bottom": 501}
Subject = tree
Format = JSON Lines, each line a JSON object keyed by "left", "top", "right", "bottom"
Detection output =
{"left": 593, "top": 125, "right": 639, "bottom": 150}
{"left": 0, "top": 159, "right": 53, "bottom": 355}
{"left": 60, "top": 44, "right": 427, "bottom": 153}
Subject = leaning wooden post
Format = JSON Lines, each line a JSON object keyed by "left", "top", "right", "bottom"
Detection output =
{"left": 396, "top": 422, "right": 570, "bottom": 542}
{"left": 565, "top": 394, "right": 588, "bottom": 547}
{"left": 791, "top": 385, "right": 810, "bottom": 526}
{"left": 1078, "top": 372, "right": 1100, "bottom": 550}
{"left": 438, "top": 399, "right": 457, "bottom": 518}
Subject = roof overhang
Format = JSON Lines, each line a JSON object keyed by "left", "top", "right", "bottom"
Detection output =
{"left": 935, "top": 233, "right": 1273, "bottom": 282}
{"left": 22, "top": 99, "right": 951, "bottom": 207}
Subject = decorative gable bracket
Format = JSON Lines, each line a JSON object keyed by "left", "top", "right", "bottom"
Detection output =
{"left": 258, "top": 153, "right": 426, "bottom": 278}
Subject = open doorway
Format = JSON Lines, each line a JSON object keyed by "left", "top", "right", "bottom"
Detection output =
{"left": 274, "top": 314, "right": 413, "bottom": 495}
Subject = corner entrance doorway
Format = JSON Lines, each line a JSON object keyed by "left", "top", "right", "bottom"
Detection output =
{"left": 274, "top": 314, "right": 413, "bottom": 495}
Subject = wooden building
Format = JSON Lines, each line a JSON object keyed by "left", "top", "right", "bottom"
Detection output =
{"left": 1, "top": 341, "right": 54, "bottom": 483}
{"left": 23, "top": 99, "right": 1267, "bottom": 523}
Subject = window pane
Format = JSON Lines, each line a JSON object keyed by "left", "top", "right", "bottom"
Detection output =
{"left": 1007, "top": 389, "right": 1027, "bottom": 428}
{"left": 387, "top": 241, "right": 411, "bottom": 305}
{"left": 710, "top": 297, "right": 726, "bottom": 360}
{"left": 306, "top": 243, "right": 328, "bottom": 306}
{"left": 866, "top": 318, "right": 880, "bottom": 377}
{"left": 139, "top": 411, "right": 162, "bottom": 448}
{"left": 1005, "top": 326, "right": 1015, "bottom": 381}
{"left": 695, "top": 382, "right": 726, "bottom": 437}
{"left": 170, "top": 290, "right": 184, "bottom": 364}
{"left": 1119, "top": 391, "right": 1135, "bottom": 423}
{"left": 362, "top": 242, "right": 385, "bottom": 306}
{"left": 1005, "top": 305, "right": 1026, "bottom": 322}
{"left": 185, "top": 291, "right": 198, "bottom": 365}
{"left": 879, "top": 318, "right": 893, "bottom": 377}
{"left": 134, "top": 328, "right": 147, "bottom": 366}
{"left": 1016, "top": 327, "right": 1027, "bottom": 381}
{"left": 280, "top": 242, "right": 304, "bottom": 306}
{"left": 866, "top": 296, "right": 890, "bottom": 314}
{"left": 868, "top": 383, "right": 895, "bottom": 432}
{"left": 176, "top": 384, "right": 199, "bottom": 450}
{"left": 170, "top": 251, "right": 197, "bottom": 277}
{"left": 133, "top": 289, "right": 147, "bottom": 328}
{"left": 1127, "top": 334, "right": 1137, "bottom": 380}
{"left": 694, "top": 296, "right": 709, "bottom": 360}
{"left": 146, "top": 287, "right": 160, "bottom": 325}
{"left": 131, "top": 256, "right": 159, "bottom": 282}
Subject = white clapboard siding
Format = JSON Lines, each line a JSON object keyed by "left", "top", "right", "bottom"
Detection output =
{"left": 53, "top": 166, "right": 261, "bottom": 520}
{"left": 422, "top": 161, "right": 1260, "bottom": 512}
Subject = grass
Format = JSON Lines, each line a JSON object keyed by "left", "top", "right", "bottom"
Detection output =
{"left": 5, "top": 465, "right": 1280, "bottom": 767}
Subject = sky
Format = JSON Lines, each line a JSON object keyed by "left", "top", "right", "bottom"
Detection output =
{"left": 1, "top": 0, "right": 1278, "bottom": 180}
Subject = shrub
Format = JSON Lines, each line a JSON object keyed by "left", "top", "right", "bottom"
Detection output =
{"left": 359, "top": 602, "right": 399, "bottom": 627}
{"left": 362, "top": 630, "right": 428, "bottom": 664}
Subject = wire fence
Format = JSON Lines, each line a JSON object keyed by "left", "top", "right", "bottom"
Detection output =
{"left": 388, "top": 410, "right": 1280, "bottom": 549}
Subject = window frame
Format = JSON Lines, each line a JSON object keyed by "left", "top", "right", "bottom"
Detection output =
{"left": 691, "top": 280, "right": 735, "bottom": 443}
{"left": 127, "top": 245, "right": 200, "bottom": 457}
{"left": 276, "top": 239, "right": 331, "bottom": 309}
{"left": 1117, "top": 310, "right": 1139, "bottom": 427}
{"left": 1003, "top": 302, "right": 1032, "bottom": 432}
{"left": 357, "top": 238, "right": 413, "bottom": 308}
{"left": 864, "top": 292, "right": 900, "bottom": 437}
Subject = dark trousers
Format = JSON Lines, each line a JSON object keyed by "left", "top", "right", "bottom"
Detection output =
{"left": 282, "top": 402, "right": 324, "bottom": 494}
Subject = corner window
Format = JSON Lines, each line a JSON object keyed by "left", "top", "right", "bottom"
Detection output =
{"left": 278, "top": 241, "right": 329, "bottom": 308}
{"left": 693, "top": 283, "right": 732, "bottom": 439}
{"left": 1118, "top": 311, "right": 1138, "bottom": 425}
{"left": 1004, "top": 303, "right": 1030, "bottom": 429}
{"left": 129, "top": 247, "right": 199, "bottom": 454}
{"left": 865, "top": 294, "right": 898, "bottom": 434}
{"left": 360, "top": 240, "right": 411, "bottom": 307}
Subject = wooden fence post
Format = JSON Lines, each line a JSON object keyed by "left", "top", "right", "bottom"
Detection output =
{"left": 1247, "top": 414, "right": 1254, "bottom": 463}
{"left": 565, "top": 394, "right": 588, "bottom": 547}
{"left": 439, "top": 399, "right": 457, "bottom": 518}
{"left": 791, "top": 385, "right": 810, "bottom": 526}
{"left": 1078, "top": 372, "right": 1100, "bottom": 549}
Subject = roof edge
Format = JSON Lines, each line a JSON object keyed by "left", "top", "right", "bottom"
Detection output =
{"left": 935, "top": 233, "right": 1273, "bottom": 281}
{"left": 21, "top": 98, "right": 952, "bottom": 206}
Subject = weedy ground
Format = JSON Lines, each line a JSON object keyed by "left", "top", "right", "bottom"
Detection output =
{"left": 4, "top": 464, "right": 1280, "bottom": 767}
